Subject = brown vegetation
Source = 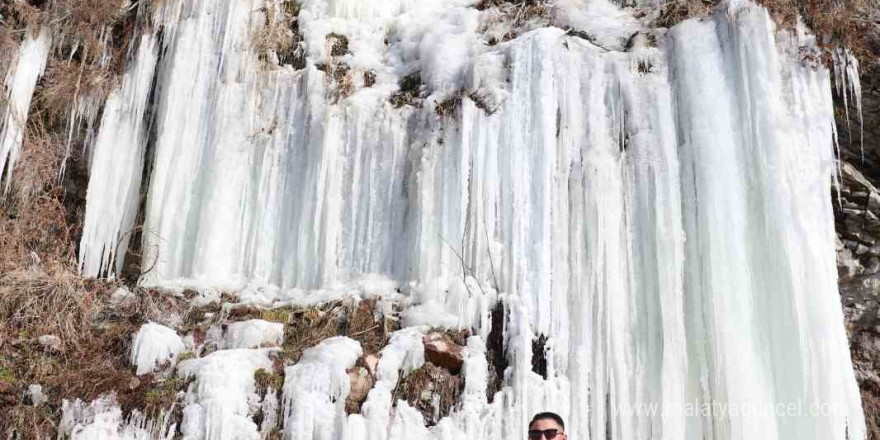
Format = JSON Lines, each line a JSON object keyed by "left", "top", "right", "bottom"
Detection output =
{"left": 254, "top": 0, "right": 305, "bottom": 69}
{"left": 392, "top": 362, "right": 463, "bottom": 426}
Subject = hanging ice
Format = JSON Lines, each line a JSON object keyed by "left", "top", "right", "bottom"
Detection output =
{"left": 0, "top": 27, "right": 51, "bottom": 194}
{"left": 76, "top": 0, "right": 867, "bottom": 438}
{"left": 78, "top": 34, "right": 159, "bottom": 277}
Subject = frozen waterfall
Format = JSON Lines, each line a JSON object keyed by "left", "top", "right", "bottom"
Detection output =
{"left": 68, "top": 0, "right": 866, "bottom": 438}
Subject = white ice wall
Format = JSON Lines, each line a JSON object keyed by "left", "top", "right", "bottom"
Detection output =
{"left": 75, "top": 0, "right": 866, "bottom": 438}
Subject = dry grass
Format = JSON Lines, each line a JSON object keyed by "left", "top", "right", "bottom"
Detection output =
{"left": 229, "top": 298, "right": 398, "bottom": 364}
{"left": 0, "top": 270, "right": 132, "bottom": 439}
{"left": 0, "top": 267, "right": 202, "bottom": 438}
{"left": 254, "top": 1, "right": 305, "bottom": 69}
{"left": 478, "top": 0, "right": 551, "bottom": 45}
{"left": 0, "top": 119, "right": 77, "bottom": 274}
{"left": 35, "top": 60, "right": 119, "bottom": 122}
{"left": 651, "top": 0, "right": 878, "bottom": 65}
{"left": 757, "top": 0, "right": 877, "bottom": 61}
{"left": 652, "top": 0, "right": 714, "bottom": 28}
{"left": 392, "top": 362, "right": 463, "bottom": 426}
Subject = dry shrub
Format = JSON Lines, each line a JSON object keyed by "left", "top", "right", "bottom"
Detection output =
{"left": 653, "top": 0, "right": 714, "bottom": 28}
{"left": 3, "top": 405, "right": 55, "bottom": 440}
{"left": 0, "top": 118, "right": 76, "bottom": 273}
{"left": 228, "top": 298, "right": 398, "bottom": 363}
{"left": 651, "top": 0, "right": 877, "bottom": 65}
{"left": 0, "top": 271, "right": 191, "bottom": 438}
{"left": 392, "top": 362, "right": 463, "bottom": 426}
{"left": 35, "top": 60, "right": 119, "bottom": 122}
{"left": 0, "top": 27, "right": 20, "bottom": 78}
{"left": 478, "top": 0, "right": 551, "bottom": 45}
{"left": 757, "top": 0, "right": 877, "bottom": 61}
{"left": 49, "top": 0, "right": 128, "bottom": 63}
{"left": 254, "top": 1, "right": 305, "bottom": 69}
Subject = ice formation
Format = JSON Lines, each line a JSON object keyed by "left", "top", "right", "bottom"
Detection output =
{"left": 79, "top": 34, "right": 160, "bottom": 277}
{"left": 67, "top": 0, "right": 867, "bottom": 438}
{"left": 60, "top": 395, "right": 175, "bottom": 440}
{"left": 223, "top": 319, "right": 285, "bottom": 349}
{"left": 283, "top": 336, "right": 362, "bottom": 438}
{"left": 0, "top": 27, "right": 51, "bottom": 194}
{"left": 131, "top": 322, "right": 187, "bottom": 376}
{"left": 177, "top": 348, "right": 275, "bottom": 439}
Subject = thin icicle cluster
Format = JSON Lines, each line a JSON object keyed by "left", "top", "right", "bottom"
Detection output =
{"left": 68, "top": 0, "right": 867, "bottom": 438}
{"left": 0, "top": 28, "right": 51, "bottom": 194}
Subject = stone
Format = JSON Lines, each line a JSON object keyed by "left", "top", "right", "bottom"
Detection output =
{"left": 841, "top": 163, "right": 874, "bottom": 190}
{"left": 128, "top": 377, "right": 141, "bottom": 390}
{"left": 37, "top": 335, "right": 63, "bottom": 353}
{"left": 27, "top": 384, "right": 47, "bottom": 406}
{"left": 110, "top": 286, "right": 135, "bottom": 307}
{"left": 423, "top": 333, "right": 464, "bottom": 374}
{"left": 868, "top": 191, "right": 880, "bottom": 212}
{"left": 867, "top": 258, "right": 880, "bottom": 275}
{"left": 363, "top": 354, "right": 379, "bottom": 378}
{"left": 345, "top": 366, "right": 374, "bottom": 413}
{"left": 866, "top": 210, "right": 880, "bottom": 229}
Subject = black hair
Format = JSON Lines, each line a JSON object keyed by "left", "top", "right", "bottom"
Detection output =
{"left": 529, "top": 412, "right": 565, "bottom": 430}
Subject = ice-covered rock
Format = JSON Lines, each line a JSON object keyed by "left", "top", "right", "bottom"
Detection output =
{"left": 223, "top": 319, "right": 284, "bottom": 349}
{"left": 131, "top": 323, "right": 186, "bottom": 376}
{"left": 177, "top": 348, "right": 275, "bottom": 440}
{"left": 27, "top": 384, "right": 47, "bottom": 407}
{"left": 282, "top": 337, "right": 362, "bottom": 439}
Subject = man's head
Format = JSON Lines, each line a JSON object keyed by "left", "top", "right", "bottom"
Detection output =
{"left": 528, "top": 412, "right": 566, "bottom": 440}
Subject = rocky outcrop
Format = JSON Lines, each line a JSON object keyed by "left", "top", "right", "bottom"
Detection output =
{"left": 834, "top": 160, "right": 880, "bottom": 437}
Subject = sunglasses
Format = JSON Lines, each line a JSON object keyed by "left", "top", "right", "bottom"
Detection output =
{"left": 528, "top": 429, "right": 563, "bottom": 440}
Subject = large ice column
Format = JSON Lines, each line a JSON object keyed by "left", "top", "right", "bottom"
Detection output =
{"left": 670, "top": 5, "right": 865, "bottom": 440}
{"left": 78, "top": 35, "right": 159, "bottom": 278}
{"left": 0, "top": 28, "right": 51, "bottom": 194}
{"left": 140, "top": 0, "right": 291, "bottom": 287}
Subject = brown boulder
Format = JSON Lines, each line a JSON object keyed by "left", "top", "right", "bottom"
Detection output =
{"left": 345, "top": 366, "right": 374, "bottom": 414}
{"left": 423, "top": 333, "right": 464, "bottom": 375}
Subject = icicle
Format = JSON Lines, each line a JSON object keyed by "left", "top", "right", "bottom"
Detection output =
{"left": 832, "top": 47, "right": 864, "bottom": 155}
{"left": 59, "top": 394, "right": 176, "bottom": 439}
{"left": 78, "top": 34, "right": 159, "bottom": 278}
{"left": 0, "top": 27, "right": 51, "bottom": 195}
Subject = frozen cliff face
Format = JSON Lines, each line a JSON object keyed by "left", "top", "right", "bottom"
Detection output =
{"left": 71, "top": 0, "right": 866, "bottom": 438}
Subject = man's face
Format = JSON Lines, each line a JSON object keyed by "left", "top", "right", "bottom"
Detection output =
{"left": 528, "top": 419, "right": 566, "bottom": 440}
